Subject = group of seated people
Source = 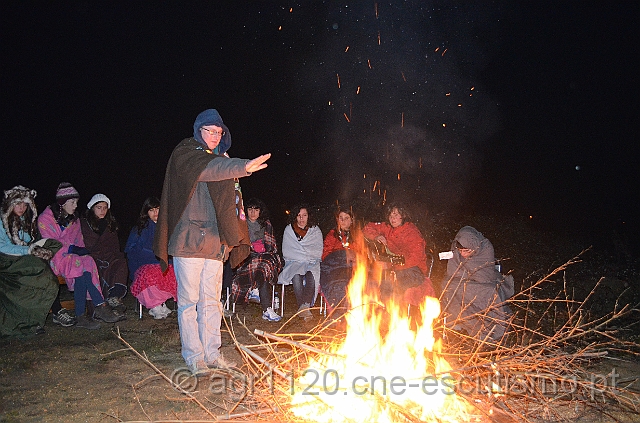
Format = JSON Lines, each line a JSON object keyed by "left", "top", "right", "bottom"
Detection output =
{"left": 229, "top": 200, "right": 514, "bottom": 344}
{"left": 227, "top": 201, "right": 434, "bottom": 324}
{"left": 1, "top": 182, "right": 513, "bottom": 343}
{"left": 0, "top": 182, "right": 178, "bottom": 337}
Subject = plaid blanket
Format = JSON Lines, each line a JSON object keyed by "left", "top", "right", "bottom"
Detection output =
{"left": 231, "top": 220, "right": 283, "bottom": 304}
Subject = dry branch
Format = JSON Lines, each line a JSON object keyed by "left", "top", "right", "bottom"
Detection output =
{"left": 113, "top": 252, "right": 640, "bottom": 423}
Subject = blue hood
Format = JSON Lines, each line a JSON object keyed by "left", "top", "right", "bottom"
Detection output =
{"left": 193, "top": 109, "right": 231, "bottom": 154}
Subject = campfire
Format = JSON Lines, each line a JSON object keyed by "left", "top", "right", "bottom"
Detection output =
{"left": 289, "top": 251, "right": 471, "bottom": 422}
{"left": 115, "top": 251, "right": 640, "bottom": 422}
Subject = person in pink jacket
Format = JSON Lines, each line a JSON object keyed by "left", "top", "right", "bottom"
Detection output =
{"left": 362, "top": 202, "right": 435, "bottom": 308}
{"left": 38, "top": 182, "right": 124, "bottom": 329}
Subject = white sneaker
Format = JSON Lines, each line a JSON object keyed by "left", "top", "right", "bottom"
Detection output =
{"left": 262, "top": 307, "right": 281, "bottom": 322}
{"left": 248, "top": 288, "right": 260, "bottom": 303}
{"left": 149, "top": 305, "right": 168, "bottom": 319}
{"left": 160, "top": 303, "right": 172, "bottom": 316}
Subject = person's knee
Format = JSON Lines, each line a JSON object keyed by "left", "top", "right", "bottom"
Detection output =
{"left": 291, "top": 274, "right": 303, "bottom": 285}
{"left": 178, "top": 287, "right": 199, "bottom": 306}
{"left": 74, "top": 271, "right": 92, "bottom": 289}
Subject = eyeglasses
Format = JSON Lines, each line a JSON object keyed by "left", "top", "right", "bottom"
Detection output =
{"left": 201, "top": 127, "right": 225, "bottom": 137}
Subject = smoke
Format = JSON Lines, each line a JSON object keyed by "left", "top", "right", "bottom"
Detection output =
{"left": 288, "top": 1, "right": 506, "bottom": 215}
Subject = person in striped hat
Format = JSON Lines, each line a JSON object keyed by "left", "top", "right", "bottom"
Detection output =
{"left": 38, "top": 182, "right": 125, "bottom": 330}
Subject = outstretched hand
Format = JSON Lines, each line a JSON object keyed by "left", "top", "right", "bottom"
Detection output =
{"left": 245, "top": 153, "right": 271, "bottom": 173}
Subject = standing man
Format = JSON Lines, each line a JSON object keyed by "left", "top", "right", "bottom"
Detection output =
{"left": 154, "top": 108, "right": 270, "bottom": 376}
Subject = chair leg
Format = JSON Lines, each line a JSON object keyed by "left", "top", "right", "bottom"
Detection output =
{"left": 319, "top": 294, "right": 325, "bottom": 316}
{"left": 281, "top": 283, "right": 285, "bottom": 317}
{"left": 272, "top": 284, "right": 285, "bottom": 317}
{"left": 138, "top": 299, "right": 143, "bottom": 320}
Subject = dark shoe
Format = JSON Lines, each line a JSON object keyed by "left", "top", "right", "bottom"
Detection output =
{"left": 189, "top": 361, "right": 213, "bottom": 377}
{"left": 75, "top": 315, "right": 101, "bottom": 330}
{"left": 206, "top": 354, "right": 237, "bottom": 370}
{"left": 93, "top": 303, "right": 123, "bottom": 323}
{"left": 298, "top": 303, "right": 313, "bottom": 321}
{"left": 113, "top": 307, "right": 127, "bottom": 321}
{"left": 52, "top": 309, "right": 77, "bottom": 327}
{"left": 106, "top": 296, "right": 127, "bottom": 313}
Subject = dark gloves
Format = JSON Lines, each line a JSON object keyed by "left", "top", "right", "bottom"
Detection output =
{"left": 68, "top": 245, "right": 90, "bottom": 256}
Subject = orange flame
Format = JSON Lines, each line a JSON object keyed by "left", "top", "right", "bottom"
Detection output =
{"left": 290, "top": 248, "right": 469, "bottom": 422}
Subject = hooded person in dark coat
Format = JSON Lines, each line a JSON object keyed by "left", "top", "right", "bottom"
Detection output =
{"left": 441, "top": 226, "right": 514, "bottom": 343}
{"left": 153, "top": 108, "right": 271, "bottom": 376}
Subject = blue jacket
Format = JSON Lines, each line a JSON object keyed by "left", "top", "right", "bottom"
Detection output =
{"left": 125, "top": 220, "right": 158, "bottom": 276}
{"left": 0, "top": 223, "right": 30, "bottom": 256}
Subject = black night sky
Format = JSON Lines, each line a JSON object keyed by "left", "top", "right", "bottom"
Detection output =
{"left": 1, "top": 2, "right": 638, "bottom": 248}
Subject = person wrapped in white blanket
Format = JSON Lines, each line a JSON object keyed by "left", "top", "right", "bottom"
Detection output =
{"left": 278, "top": 204, "right": 323, "bottom": 322}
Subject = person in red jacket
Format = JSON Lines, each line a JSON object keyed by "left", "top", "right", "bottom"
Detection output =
{"left": 362, "top": 202, "right": 434, "bottom": 307}
{"left": 320, "top": 207, "right": 358, "bottom": 317}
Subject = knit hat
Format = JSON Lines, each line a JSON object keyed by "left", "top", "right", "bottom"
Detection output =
{"left": 193, "top": 108, "right": 231, "bottom": 154}
{"left": 56, "top": 182, "right": 80, "bottom": 205}
{"left": 87, "top": 193, "right": 110, "bottom": 210}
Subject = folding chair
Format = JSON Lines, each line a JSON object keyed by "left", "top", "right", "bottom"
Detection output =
{"left": 272, "top": 278, "right": 324, "bottom": 318}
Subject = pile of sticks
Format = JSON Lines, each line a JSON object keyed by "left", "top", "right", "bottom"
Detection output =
{"left": 116, "top": 252, "right": 640, "bottom": 422}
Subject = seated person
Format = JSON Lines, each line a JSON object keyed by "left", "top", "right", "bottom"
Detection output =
{"left": 0, "top": 185, "right": 61, "bottom": 337}
{"left": 441, "top": 226, "right": 513, "bottom": 343}
{"left": 320, "top": 206, "right": 357, "bottom": 318}
{"left": 230, "top": 198, "right": 283, "bottom": 322}
{"left": 363, "top": 202, "right": 435, "bottom": 307}
{"left": 80, "top": 194, "right": 128, "bottom": 313}
{"left": 38, "top": 182, "right": 124, "bottom": 330}
{"left": 278, "top": 204, "right": 323, "bottom": 322}
{"left": 125, "top": 196, "right": 177, "bottom": 319}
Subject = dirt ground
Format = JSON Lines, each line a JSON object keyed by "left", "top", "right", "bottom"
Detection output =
{"left": 2, "top": 213, "right": 640, "bottom": 423}
{"left": 2, "top": 288, "right": 640, "bottom": 423}
{"left": 0, "top": 290, "right": 327, "bottom": 423}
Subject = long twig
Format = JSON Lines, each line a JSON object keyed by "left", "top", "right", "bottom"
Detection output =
{"left": 112, "top": 327, "right": 216, "bottom": 418}
{"left": 254, "top": 329, "right": 343, "bottom": 357}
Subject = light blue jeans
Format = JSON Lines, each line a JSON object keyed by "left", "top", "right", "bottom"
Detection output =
{"left": 173, "top": 257, "right": 224, "bottom": 367}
